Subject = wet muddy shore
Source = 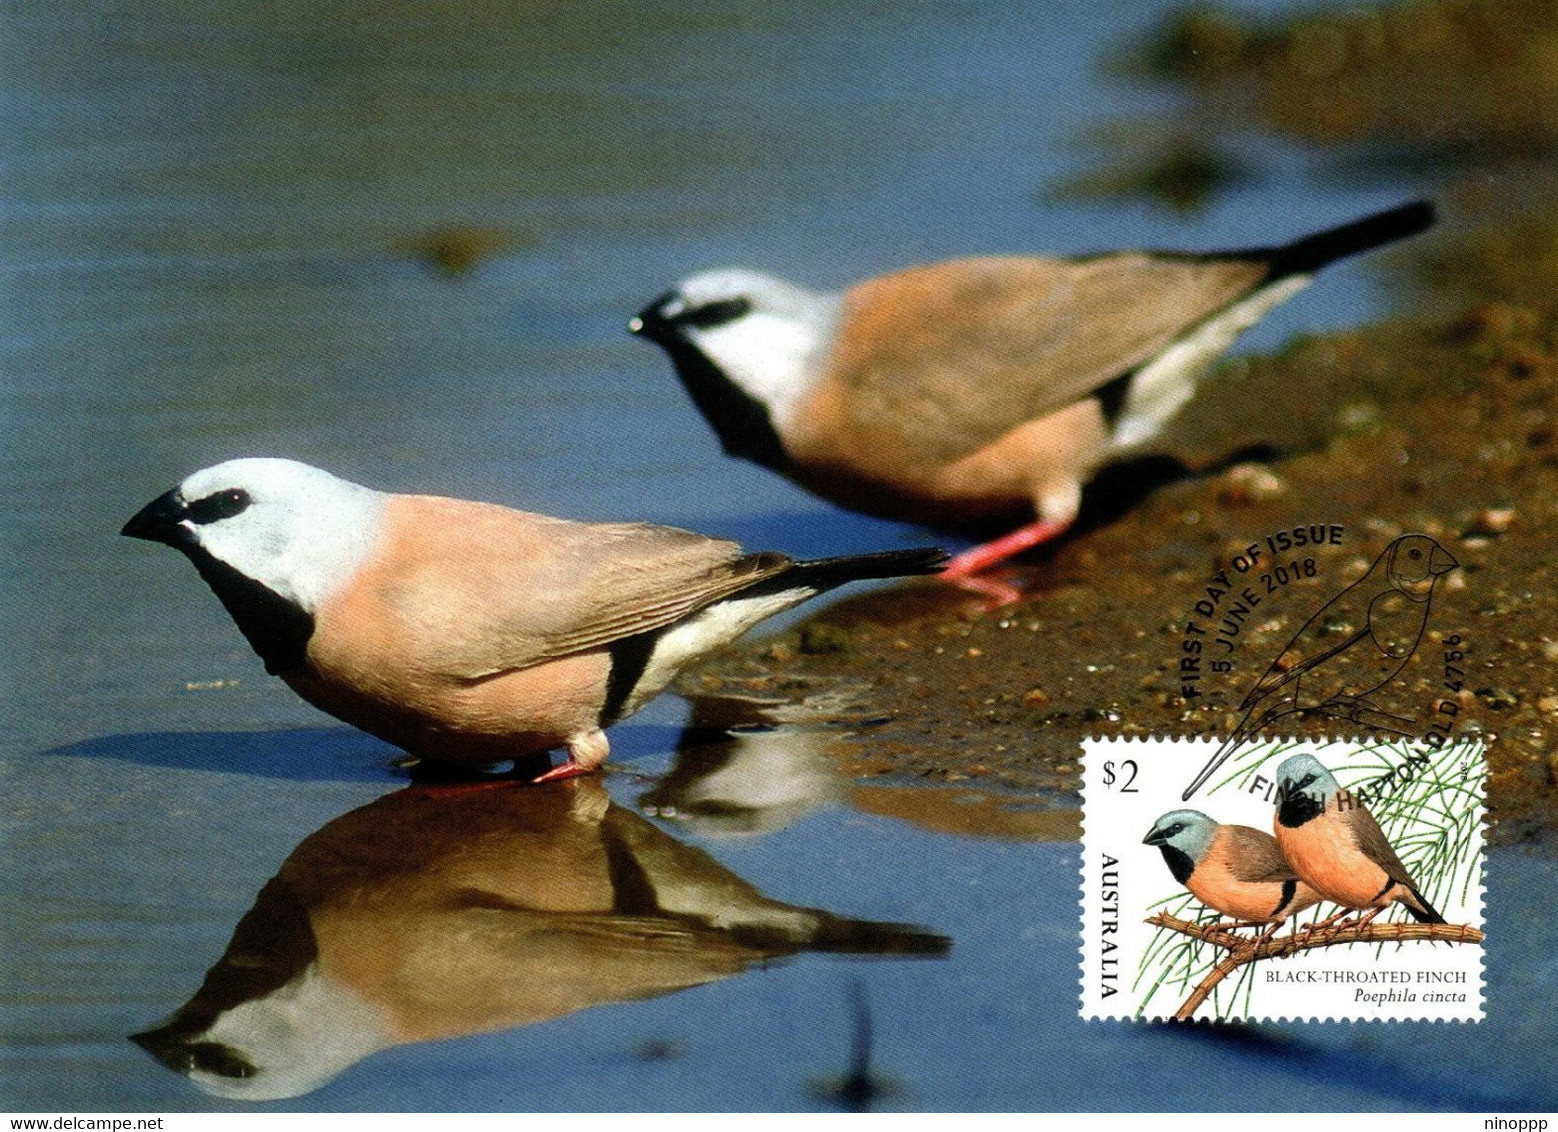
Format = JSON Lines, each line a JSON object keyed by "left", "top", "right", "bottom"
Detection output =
{"left": 685, "top": 272, "right": 1558, "bottom": 849}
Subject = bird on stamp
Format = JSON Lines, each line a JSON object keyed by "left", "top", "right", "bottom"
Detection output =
{"left": 1273, "top": 753, "right": 1446, "bottom": 930}
{"left": 1144, "top": 809, "right": 1320, "bottom": 940}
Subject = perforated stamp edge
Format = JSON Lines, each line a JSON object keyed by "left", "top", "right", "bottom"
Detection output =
{"left": 1078, "top": 735, "right": 1485, "bottom": 1023}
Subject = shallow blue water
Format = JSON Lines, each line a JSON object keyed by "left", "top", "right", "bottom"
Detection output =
{"left": 3, "top": 723, "right": 1552, "bottom": 1111}
{"left": 3, "top": 0, "right": 1539, "bottom": 1114}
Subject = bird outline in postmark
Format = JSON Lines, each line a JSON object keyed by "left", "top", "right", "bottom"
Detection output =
{"left": 1183, "top": 533, "right": 1460, "bottom": 801}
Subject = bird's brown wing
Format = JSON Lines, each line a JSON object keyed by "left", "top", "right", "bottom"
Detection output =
{"left": 513, "top": 911, "right": 763, "bottom": 980}
{"left": 1345, "top": 805, "right": 1420, "bottom": 889}
{"left": 386, "top": 909, "right": 764, "bottom": 1034}
{"left": 1223, "top": 824, "right": 1300, "bottom": 884}
{"left": 826, "top": 253, "right": 1268, "bottom": 465}
{"left": 374, "top": 496, "right": 793, "bottom": 679}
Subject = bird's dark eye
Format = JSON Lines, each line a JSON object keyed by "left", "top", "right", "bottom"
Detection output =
{"left": 1169, "top": 824, "right": 1183, "bottom": 835}
{"left": 1409, "top": 548, "right": 1422, "bottom": 559}
{"left": 681, "top": 296, "right": 753, "bottom": 329}
{"left": 1298, "top": 774, "right": 1316, "bottom": 789}
{"left": 187, "top": 487, "right": 252, "bottom": 525}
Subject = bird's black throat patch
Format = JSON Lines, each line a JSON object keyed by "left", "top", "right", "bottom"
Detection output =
{"left": 654, "top": 334, "right": 789, "bottom": 471}
{"left": 1276, "top": 786, "right": 1325, "bottom": 828}
{"left": 182, "top": 547, "right": 314, "bottom": 675}
{"left": 1158, "top": 844, "right": 1195, "bottom": 886}
{"left": 130, "top": 876, "right": 314, "bottom": 1078}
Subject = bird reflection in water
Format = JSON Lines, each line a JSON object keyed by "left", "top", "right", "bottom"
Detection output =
{"left": 130, "top": 777, "right": 949, "bottom": 1101}
{"left": 644, "top": 689, "right": 1081, "bottom": 843}
{"left": 641, "top": 690, "right": 854, "bottom": 837}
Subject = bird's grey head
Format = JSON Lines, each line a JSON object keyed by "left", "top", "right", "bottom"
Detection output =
{"left": 121, "top": 458, "right": 384, "bottom": 614}
{"left": 628, "top": 269, "right": 840, "bottom": 466}
{"left": 1274, "top": 753, "right": 1344, "bottom": 828}
{"left": 1142, "top": 809, "right": 1218, "bottom": 860}
{"left": 1385, "top": 534, "right": 1458, "bottom": 600}
{"left": 1276, "top": 753, "right": 1341, "bottom": 802}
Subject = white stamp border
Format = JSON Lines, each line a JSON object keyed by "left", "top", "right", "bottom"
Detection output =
{"left": 1079, "top": 735, "right": 1485, "bottom": 1023}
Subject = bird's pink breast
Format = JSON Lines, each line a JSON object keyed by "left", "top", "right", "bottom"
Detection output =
{"left": 1276, "top": 809, "right": 1389, "bottom": 908}
{"left": 1189, "top": 836, "right": 1287, "bottom": 922}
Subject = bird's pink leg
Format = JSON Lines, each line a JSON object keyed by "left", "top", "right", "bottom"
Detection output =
{"left": 946, "top": 571, "right": 1025, "bottom": 607}
{"left": 532, "top": 727, "right": 610, "bottom": 784}
{"left": 1298, "top": 906, "right": 1360, "bottom": 938}
{"left": 531, "top": 759, "right": 592, "bottom": 784}
{"left": 941, "top": 518, "right": 1072, "bottom": 580}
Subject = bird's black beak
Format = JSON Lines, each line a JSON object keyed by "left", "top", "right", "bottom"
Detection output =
{"left": 1143, "top": 827, "right": 1167, "bottom": 847}
{"left": 121, "top": 488, "right": 192, "bottom": 546}
{"left": 626, "top": 291, "right": 682, "bottom": 340}
{"left": 1430, "top": 546, "right": 1458, "bottom": 575}
{"left": 129, "top": 1024, "right": 183, "bottom": 1070}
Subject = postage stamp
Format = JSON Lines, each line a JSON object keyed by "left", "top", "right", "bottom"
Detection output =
{"left": 1079, "top": 736, "right": 1485, "bottom": 1022}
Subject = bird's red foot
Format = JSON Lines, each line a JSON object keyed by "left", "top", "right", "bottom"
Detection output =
{"left": 948, "top": 571, "right": 1025, "bottom": 607}
{"left": 1298, "top": 908, "right": 1360, "bottom": 938}
{"left": 531, "top": 759, "right": 593, "bottom": 784}
{"left": 941, "top": 519, "right": 1071, "bottom": 581}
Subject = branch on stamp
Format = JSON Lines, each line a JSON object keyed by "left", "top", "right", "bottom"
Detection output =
{"left": 1146, "top": 912, "right": 1484, "bottom": 1022}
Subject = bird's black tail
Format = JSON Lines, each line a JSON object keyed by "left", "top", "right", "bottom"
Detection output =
{"left": 803, "top": 914, "right": 953, "bottom": 957}
{"left": 766, "top": 547, "right": 949, "bottom": 595}
{"left": 1404, "top": 886, "right": 1447, "bottom": 925}
{"left": 725, "top": 912, "right": 952, "bottom": 957}
{"left": 1260, "top": 201, "right": 1436, "bottom": 279}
